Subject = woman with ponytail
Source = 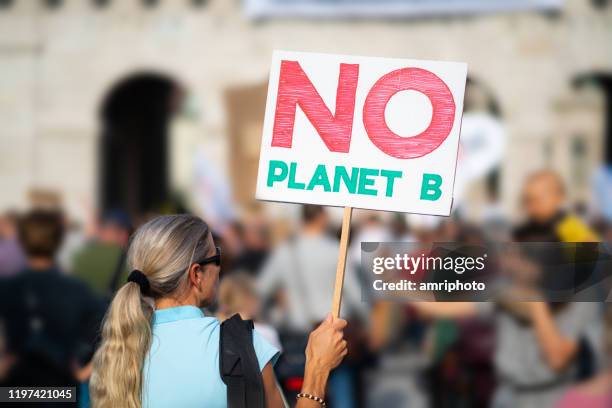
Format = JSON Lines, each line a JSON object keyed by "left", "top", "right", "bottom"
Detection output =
{"left": 90, "top": 214, "right": 348, "bottom": 408}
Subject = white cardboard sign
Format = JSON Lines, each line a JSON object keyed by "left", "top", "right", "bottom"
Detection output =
{"left": 256, "top": 50, "right": 467, "bottom": 216}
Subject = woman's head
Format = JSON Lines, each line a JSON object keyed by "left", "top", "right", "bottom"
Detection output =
{"left": 90, "top": 214, "right": 218, "bottom": 408}
{"left": 127, "top": 214, "right": 219, "bottom": 307}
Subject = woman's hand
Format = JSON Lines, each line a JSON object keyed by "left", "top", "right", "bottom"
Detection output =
{"left": 296, "top": 313, "right": 348, "bottom": 407}
{"left": 306, "top": 313, "right": 348, "bottom": 373}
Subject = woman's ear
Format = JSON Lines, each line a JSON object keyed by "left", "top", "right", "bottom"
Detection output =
{"left": 188, "top": 263, "right": 202, "bottom": 289}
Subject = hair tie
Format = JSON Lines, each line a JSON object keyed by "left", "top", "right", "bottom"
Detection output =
{"left": 127, "top": 270, "right": 151, "bottom": 296}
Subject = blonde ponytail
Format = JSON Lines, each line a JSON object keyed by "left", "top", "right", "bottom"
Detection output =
{"left": 90, "top": 214, "right": 211, "bottom": 408}
{"left": 90, "top": 283, "right": 152, "bottom": 408}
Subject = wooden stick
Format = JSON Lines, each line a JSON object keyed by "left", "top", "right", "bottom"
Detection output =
{"left": 331, "top": 206, "right": 353, "bottom": 318}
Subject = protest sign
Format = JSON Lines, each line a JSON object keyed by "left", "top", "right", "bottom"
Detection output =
{"left": 256, "top": 50, "right": 467, "bottom": 315}
{"left": 257, "top": 50, "right": 467, "bottom": 216}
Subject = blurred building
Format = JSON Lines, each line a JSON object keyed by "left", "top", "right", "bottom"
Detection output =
{"left": 0, "top": 0, "right": 610, "bottom": 222}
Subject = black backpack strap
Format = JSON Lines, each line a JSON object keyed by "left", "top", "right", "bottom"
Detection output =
{"left": 220, "top": 314, "right": 265, "bottom": 408}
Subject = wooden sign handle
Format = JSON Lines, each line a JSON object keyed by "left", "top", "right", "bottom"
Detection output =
{"left": 331, "top": 206, "right": 353, "bottom": 318}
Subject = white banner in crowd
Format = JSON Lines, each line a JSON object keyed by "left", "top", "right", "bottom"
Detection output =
{"left": 256, "top": 50, "right": 467, "bottom": 216}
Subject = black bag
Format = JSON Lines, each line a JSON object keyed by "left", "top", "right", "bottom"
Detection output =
{"left": 219, "top": 314, "right": 265, "bottom": 408}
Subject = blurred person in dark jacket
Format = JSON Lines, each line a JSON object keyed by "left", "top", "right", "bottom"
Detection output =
{"left": 0, "top": 211, "right": 26, "bottom": 277}
{"left": 0, "top": 210, "right": 105, "bottom": 394}
{"left": 71, "top": 210, "right": 132, "bottom": 297}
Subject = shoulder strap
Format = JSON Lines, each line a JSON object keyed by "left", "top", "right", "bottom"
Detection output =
{"left": 220, "top": 314, "right": 265, "bottom": 408}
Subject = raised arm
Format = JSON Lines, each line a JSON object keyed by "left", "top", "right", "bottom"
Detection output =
{"left": 297, "top": 314, "right": 348, "bottom": 407}
{"left": 529, "top": 302, "right": 579, "bottom": 372}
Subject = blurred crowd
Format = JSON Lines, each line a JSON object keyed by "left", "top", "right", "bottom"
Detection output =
{"left": 0, "top": 165, "right": 611, "bottom": 408}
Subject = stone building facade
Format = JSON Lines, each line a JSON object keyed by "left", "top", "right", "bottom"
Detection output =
{"left": 0, "top": 0, "right": 610, "bottom": 222}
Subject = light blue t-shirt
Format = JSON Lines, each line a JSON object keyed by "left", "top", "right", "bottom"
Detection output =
{"left": 142, "top": 306, "right": 280, "bottom": 408}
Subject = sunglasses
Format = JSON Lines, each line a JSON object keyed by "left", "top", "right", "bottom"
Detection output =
{"left": 196, "top": 246, "right": 221, "bottom": 267}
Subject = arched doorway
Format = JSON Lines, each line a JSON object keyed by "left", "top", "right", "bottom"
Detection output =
{"left": 572, "top": 73, "right": 611, "bottom": 222}
{"left": 574, "top": 73, "right": 612, "bottom": 165}
{"left": 98, "top": 72, "right": 184, "bottom": 219}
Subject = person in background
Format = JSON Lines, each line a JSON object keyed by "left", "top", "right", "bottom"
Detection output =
{"left": 71, "top": 210, "right": 132, "bottom": 297}
{"left": 0, "top": 211, "right": 26, "bottom": 277}
{"left": 411, "top": 170, "right": 601, "bottom": 408}
{"left": 232, "top": 211, "right": 272, "bottom": 276}
{"left": 0, "top": 209, "right": 105, "bottom": 399}
{"left": 217, "top": 272, "right": 282, "bottom": 351}
{"left": 514, "top": 170, "right": 598, "bottom": 242}
{"left": 257, "top": 204, "right": 364, "bottom": 330}
{"left": 554, "top": 304, "right": 612, "bottom": 408}
{"left": 515, "top": 168, "right": 603, "bottom": 376}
